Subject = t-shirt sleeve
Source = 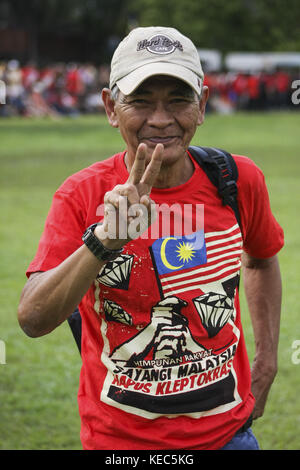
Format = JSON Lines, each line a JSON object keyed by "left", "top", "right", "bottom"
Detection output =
{"left": 235, "top": 155, "right": 284, "bottom": 258}
{"left": 26, "top": 187, "right": 86, "bottom": 277}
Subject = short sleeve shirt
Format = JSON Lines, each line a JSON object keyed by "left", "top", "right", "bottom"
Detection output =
{"left": 27, "top": 151, "right": 284, "bottom": 450}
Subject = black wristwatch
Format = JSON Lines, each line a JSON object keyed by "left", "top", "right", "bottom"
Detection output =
{"left": 82, "top": 223, "right": 123, "bottom": 262}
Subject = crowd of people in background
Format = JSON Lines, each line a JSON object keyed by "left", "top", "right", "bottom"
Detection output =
{"left": 204, "top": 68, "right": 298, "bottom": 114}
{"left": 0, "top": 59, "right": 298, "bottom": 117}
{"left": 0, "top": 60, "right": 110, "bottom": 118}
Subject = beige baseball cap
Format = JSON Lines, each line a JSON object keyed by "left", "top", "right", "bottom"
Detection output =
{"left": 109, "top": 26, "right": 204, "bottom": 96}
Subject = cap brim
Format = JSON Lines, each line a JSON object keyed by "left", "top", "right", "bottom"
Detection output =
{"left": 115, "top": 62, "right": 202, "bottom": 96}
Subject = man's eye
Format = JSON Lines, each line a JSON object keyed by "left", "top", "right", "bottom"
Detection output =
{"left": 130, "top": 99, "right": 148, "bottom": 104}
{"left": 170, "top": 98, "right": 189, "bottom": 104}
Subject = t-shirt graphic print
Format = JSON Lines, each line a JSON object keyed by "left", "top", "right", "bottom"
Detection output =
{"left": 97, "top": 222, "right": 243, "bottom": 419}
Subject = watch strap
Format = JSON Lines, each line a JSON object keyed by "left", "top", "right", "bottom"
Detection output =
{"left": 82, "top": 223, "right": 123, "bottom": 261}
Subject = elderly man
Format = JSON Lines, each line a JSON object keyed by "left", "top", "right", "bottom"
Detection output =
{"left": 18, "top": 27, "right": 284, "bottom": 450}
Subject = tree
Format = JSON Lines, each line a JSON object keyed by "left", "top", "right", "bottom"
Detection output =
{"left": 128, "top": 0, "right": 300, "bottom": 53}
{"left": 1, "top": 0, "right": 128, "bottom": 62}
{"left": 2, "top": 0, "right": 300, "bottom": 62}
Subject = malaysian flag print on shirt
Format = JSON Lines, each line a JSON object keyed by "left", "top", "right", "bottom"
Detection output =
{"left": 150, "top": 224, "right": 243, "bottom": 297}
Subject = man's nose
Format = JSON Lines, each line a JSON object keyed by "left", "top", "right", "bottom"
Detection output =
{"left": 147, "top": 101, "right": 174, "bottom": 128}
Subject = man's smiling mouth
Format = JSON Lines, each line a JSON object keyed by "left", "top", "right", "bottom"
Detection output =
{"left": 141, "top": 136, "right": 180, "bottom": 144}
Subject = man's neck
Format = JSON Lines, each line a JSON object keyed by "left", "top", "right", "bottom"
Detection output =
{"left": 154, "top": 155, "right": 194, "bottom": 188}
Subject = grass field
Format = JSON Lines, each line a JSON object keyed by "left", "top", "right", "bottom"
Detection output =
{"left": 0, "top": 111, "right": 299, "bottom": 450}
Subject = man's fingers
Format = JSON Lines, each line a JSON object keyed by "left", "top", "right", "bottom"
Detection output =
{"left": 140, "top": 194, "right": 153, "bottom": 208}
{"left": 127, "top": 143, "right": 164, "bottom": 193}
{"left": 140, "top": 143, "right": 164, "bottom": 191}
{"left": 127, "top": 143, "right": 147, "bottom": 185}
{"left": 140, "top": 194, "right": 157, "bottom": 224}
{"left": 105, "top": 184, "right": 140, "bottom": 207}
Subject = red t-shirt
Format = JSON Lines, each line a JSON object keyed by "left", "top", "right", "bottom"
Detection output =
{"left": 26, "top": 151, "right": 284, "bottom": 450}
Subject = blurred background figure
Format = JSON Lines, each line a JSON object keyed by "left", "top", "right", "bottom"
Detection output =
{"left": 5, "top": 60, "right": 26, "bottom": 116}
{"left": 0, "top": 59, "right": 298, "bottom": 118}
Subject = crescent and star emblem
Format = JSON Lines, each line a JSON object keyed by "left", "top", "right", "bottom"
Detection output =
{"left": 160, "top": 237, "right": 184, "bottom": 270}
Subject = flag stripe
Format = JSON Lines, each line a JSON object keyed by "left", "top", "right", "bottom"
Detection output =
{"left": 205, "top": 241, "right": 242, "bottom": 255}
{"left": 205, "top": 224, "right": 240, "bottom": 239}
{"left": 162, "top": 262, "right": 242, "bottom": 293}
{"left": 160, "top": 256, "right": 241, "bottom": 283}
{"left": 206, "top": 249, "right": 243, "bottom": 264}
{"left": 205, "top": 232, "right": 242, "bottom": 247}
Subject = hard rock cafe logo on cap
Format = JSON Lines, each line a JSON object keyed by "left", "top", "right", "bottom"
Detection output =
{"left": 137, "top": 34, "right": 183, "bottom": 55}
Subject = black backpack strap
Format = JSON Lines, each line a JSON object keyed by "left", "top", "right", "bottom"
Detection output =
{"left": 67, "top": 308, "right": 82, "bottom": 355}
{"left": 188, "top": 145, "right": 241, "bottom": 228}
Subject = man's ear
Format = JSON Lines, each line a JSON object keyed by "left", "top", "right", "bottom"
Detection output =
{"left": 101, "top": 88, "right": 119, "bottom": 128}
{"left": 197, "top": 86, "right": 209, "bottom": 126}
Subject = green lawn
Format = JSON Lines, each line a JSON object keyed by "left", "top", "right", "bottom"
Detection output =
{"left": 0, "top": 111, "right": 299, "bottom": 450}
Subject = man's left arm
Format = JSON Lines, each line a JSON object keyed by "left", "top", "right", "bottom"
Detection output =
{"left": 242, "top": 252, "right": 282, "bottom": 419}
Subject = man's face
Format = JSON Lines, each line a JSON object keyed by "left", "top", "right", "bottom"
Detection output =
{"left": 107, "top": 76, "right": 208, "bottom": 166}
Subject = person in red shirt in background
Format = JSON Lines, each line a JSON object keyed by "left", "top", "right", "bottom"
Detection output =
{"left": 261, "top": 71, "right": 282, "bottom": 110}
{"left": 204, "top": 72, "right": 234, "bottom": 113}
{"left": 232, "top": 72, "right": 250, "bottom": 110}
{"left": 65, "top": 62, "right": 85, "bottom": 111}
{"left": 247, "top": 73, "right": 261, "bottom": 110}
{"left": 274, "top": 69, "right": 291, "bottom": 108}
{"left": 22, "top": 61, "right": 40, "bottom": 91}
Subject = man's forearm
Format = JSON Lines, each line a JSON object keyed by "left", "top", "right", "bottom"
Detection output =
{"left": 18, "top": 244, "right": 106, "bottom": 338}
{"left": 242, "top": 253, "right": 282, "bottom": 359}
{"left": 242, "top": 253, "right": 282, "bottom": 418}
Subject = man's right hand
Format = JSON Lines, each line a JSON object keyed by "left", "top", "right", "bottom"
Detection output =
{"left": 95, "top": 143, "right": 163, "bottom": 250}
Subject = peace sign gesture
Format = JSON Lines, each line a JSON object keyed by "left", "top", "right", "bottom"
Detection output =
{"left": 127, "top": 142, "right": 164, "bottom": 199}
{"left": 95, "top": 143, "right": 164, "bottom": 249}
